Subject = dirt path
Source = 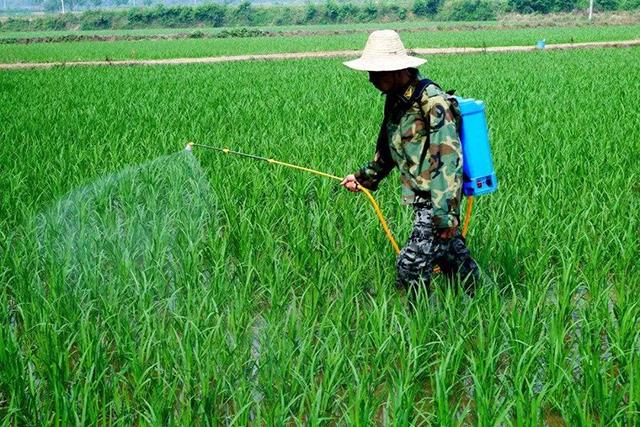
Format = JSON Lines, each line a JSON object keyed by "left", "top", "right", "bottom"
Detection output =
{"left": 2, "top": 39, "right": 639, "bottom": 70}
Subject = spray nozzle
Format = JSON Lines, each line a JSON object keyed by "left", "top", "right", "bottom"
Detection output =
{"left": 185, "top": 142, "right": 194, "bottom": 152}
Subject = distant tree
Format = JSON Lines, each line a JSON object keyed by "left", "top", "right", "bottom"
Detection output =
{"left": 233, "top": 1, "right": 253, "bottom": 25}
{"left": 273, "top": 7, "right": 294, "bottom": 25}
{"left": 360, "top": 1, "right": 378, "bottom": 21}
{"left": 194, "top": 4, "right": 226, "bottom": 26}
{"left": 337, "top": 2, "right": 359, "bottom": 21}
{"left": 304, "top": 3, "right": 318, "bottom": 22}
{"left": 80, "top": 10, "right": 113, "bottom": 28}
{"left": 596, "top": 0, "right": 619, "bottom": 9}
{"left": 619, "top": 0, "right": 640, "bottom": 9}
{"left": 551, "top": 0, "right": 578, "bottom": 11}
{"left": 413, "top": 0, "right": 444, "bottom": 16}
{"left": 439, "top": 0, "right": 496, "bottom": 19}
{"left": 324, "top": 0, "right": 339, "bottom": 22}
{"left": 386, "top": 3, "right": 408, "bottom": 19}
{"left": 508, "top": 0, "right": 552, "bottom": 13}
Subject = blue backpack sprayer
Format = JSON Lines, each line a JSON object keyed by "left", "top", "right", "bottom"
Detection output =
{"left": 186, "top": 93, "right": 497, "bottom": 258}
{"left": 457, "top": 96, "right": 498, "bottom": 197}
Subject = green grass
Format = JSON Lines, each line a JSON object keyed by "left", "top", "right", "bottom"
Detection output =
{"left": 1, "top": 47, "right": 639, "bottom": 424}
{"left": 1, "top": 23, "right": 639, "bottom": 63}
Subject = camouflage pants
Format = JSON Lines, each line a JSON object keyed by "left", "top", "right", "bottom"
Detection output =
{"left": 397, "top": 202, "right": 479, "bottom": 298}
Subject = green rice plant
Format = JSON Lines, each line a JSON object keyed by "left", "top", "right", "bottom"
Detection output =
{"left": 502, "top": 286, "right": 549, "bottom": 426}
{"left": 431, "top": 337, "right": 468, "bottom": 426}
{"left": 1, "top": 46, "right": 639, "bottom": 424}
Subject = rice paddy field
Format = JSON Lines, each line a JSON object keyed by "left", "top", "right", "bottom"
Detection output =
{"left": 1, "top": 40, "right": 640, "bottom": 425}
{"left": 0, "top": 23, "right": 639, "bottom": 63}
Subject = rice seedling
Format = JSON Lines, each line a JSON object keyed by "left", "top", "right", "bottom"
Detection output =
{"left": 1, "top": 46, "right": 639, "bottom": 424}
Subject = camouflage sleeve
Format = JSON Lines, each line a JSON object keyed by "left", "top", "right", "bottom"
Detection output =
{"left": 425, "top": 97, "right": 463, "bottom": 229}
{"left": 354, "top": 120, "right": 395, "bottom": 191}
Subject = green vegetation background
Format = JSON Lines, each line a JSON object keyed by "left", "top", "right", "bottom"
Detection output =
{"left": 2, "top": 24, "right": 640, "bottom": 63}
{"left": 2, "top": 0, "right": 640, "bottom": 32}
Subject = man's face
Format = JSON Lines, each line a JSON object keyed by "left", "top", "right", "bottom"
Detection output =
{"left": 368, "top": 71, "right": 398, "bottom": 93}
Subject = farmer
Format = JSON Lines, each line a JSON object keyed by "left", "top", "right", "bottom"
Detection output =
{"left": 340, "top": 30, "right": 479, "bottom": 299}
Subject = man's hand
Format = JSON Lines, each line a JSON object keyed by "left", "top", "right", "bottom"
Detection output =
{"left": 340, "top": 174, "right": 360, "bottom": 192}
{"left": 437, "top": 226, "right": 458, "bottom": 240}
{"left": 437, "top": 217, "right": 459, "bottom": 240}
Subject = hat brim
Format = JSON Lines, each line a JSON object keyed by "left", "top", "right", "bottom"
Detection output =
{"left": 343, "top": 55, "right": 426, "bottom": 72}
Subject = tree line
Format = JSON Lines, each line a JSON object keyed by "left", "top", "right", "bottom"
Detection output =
{"left": 1, "top": 0, "right": 638, "bottom": 32}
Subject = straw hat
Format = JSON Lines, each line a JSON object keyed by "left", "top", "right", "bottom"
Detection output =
{"left": 344, "top": 30, "right": 426, "bottom": 72}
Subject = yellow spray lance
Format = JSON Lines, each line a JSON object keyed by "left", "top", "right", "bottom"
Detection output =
{"left": 185, "top": 142, "right": 474, "bottom": 260}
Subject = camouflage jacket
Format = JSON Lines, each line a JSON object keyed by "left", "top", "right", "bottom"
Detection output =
{"left": 354, "top": 78, "right": 463, "bottom": 229}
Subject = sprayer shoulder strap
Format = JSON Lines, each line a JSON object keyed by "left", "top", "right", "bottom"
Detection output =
{"left": 411, "top": 79, "right": 441, "bottom": 172}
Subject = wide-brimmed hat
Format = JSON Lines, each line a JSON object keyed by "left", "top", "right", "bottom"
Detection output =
{"left": 343, "top": 30, "right": 426, "bottom": 72}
